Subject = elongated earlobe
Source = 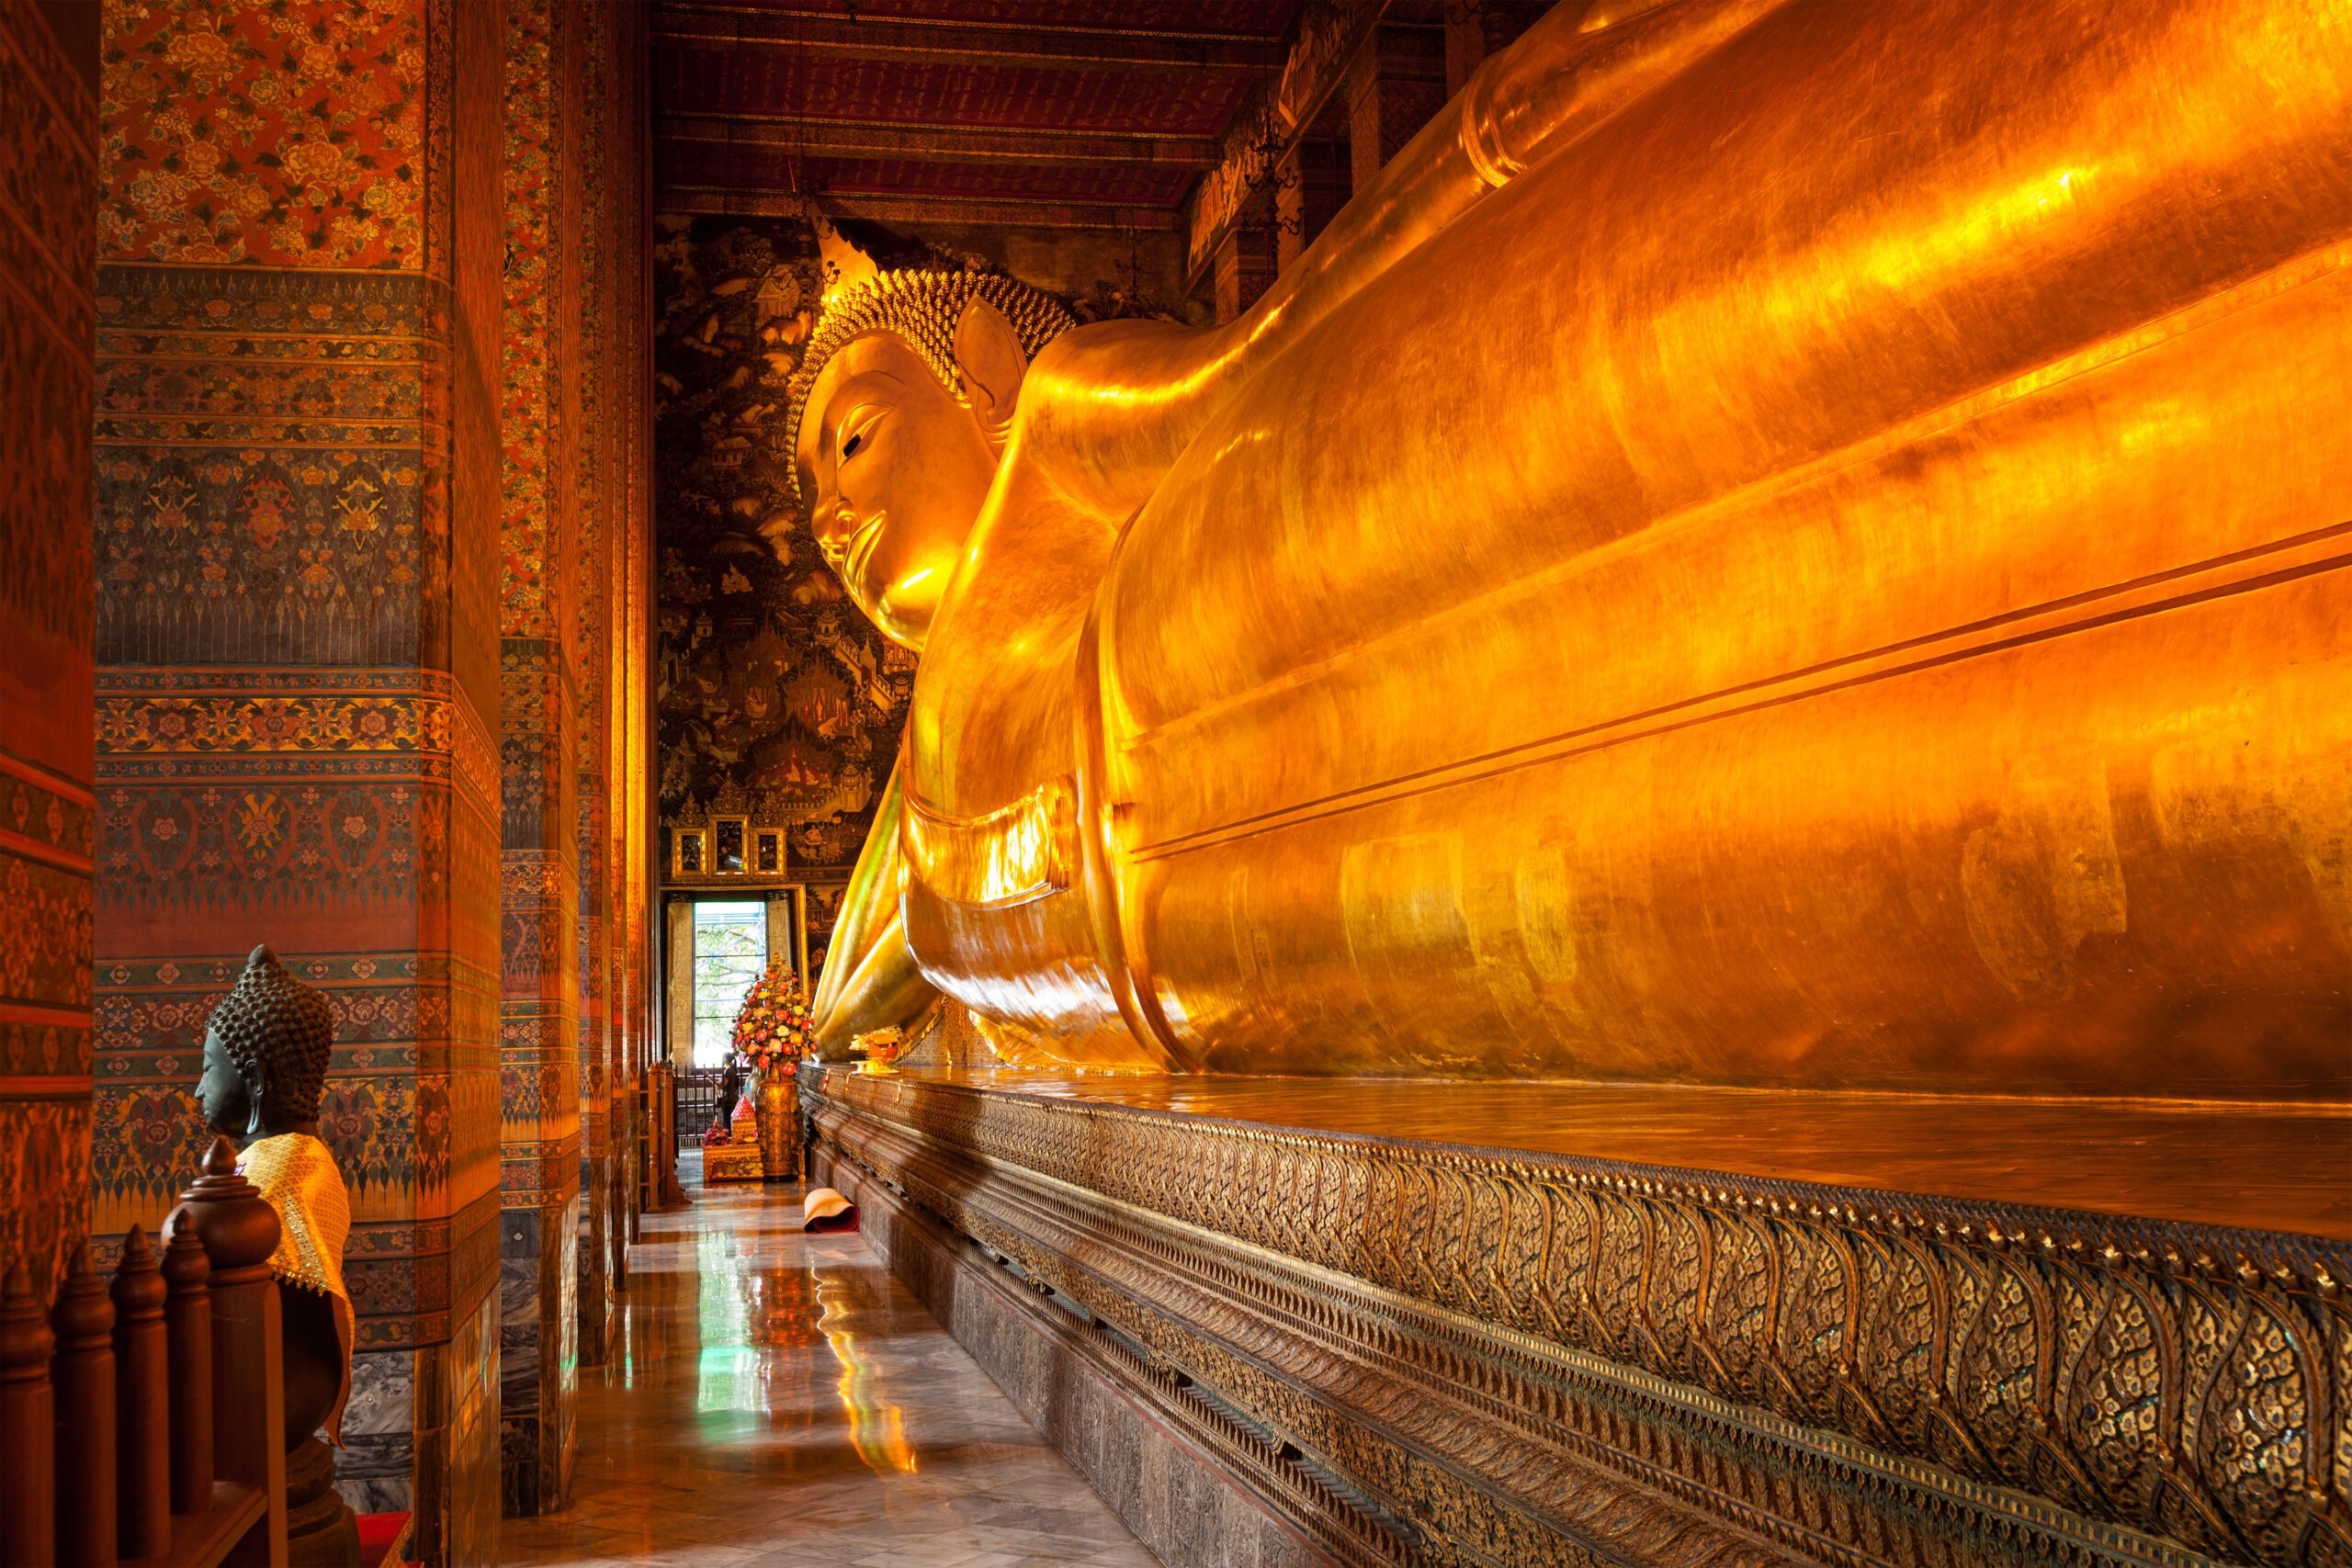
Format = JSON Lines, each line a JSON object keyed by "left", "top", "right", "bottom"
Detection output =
{"left": 243, "top": 1059, "right": 271, "bottom": 1140}
{"left": 952, "top": 299, "right": 1028, "bottom": 448}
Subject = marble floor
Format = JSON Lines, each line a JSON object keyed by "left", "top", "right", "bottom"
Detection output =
{"left": 499, "top": 1161, "right": 1157, "bottom": 1567}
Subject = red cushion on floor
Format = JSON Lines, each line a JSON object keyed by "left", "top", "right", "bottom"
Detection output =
{"left": 356, "top": 1510, "right": 413, "bottom": 1568}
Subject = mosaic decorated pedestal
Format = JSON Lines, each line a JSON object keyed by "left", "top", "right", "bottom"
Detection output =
{"left": 808, "top": 1066, "right": 2349, "bottom": 1568}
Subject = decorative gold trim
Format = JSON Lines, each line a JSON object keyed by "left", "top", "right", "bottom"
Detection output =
{"left": 812, "top": 1070, "right": 2346, "bottom": 1568}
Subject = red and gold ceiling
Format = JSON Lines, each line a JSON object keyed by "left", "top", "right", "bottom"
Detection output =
{"left": 654, "top": 0, "right": 1301, "bottom": 230}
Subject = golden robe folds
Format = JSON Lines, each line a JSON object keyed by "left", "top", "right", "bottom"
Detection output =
{"left": 813, "top": 0, "right": 2352, "bottom": 1098}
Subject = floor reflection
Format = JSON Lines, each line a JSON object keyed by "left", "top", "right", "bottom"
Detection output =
{"left": 814, "top": 1259, "right": 921, "bottom": 1477}
{"left": 498, "top": 1161, "right": 1154, "bottom": 1566}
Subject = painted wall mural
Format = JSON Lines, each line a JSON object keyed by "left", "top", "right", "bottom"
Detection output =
{"left": 652, "top": 213, "right": 917, "bottom": 876}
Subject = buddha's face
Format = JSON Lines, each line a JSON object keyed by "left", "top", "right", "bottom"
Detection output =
{"left": 792, "top": 331, "right": 1003, "bottom": 651}
{"left": 197, "top": 1028, "right": 256, "bottom": 1139}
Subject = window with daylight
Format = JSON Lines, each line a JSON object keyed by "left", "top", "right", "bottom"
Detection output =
{"left": 691, "top": 900, "right": 768, "bottom": 1068}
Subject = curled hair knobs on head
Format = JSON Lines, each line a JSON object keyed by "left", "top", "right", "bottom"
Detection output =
{"left": 205, "top": 944, "right": 334, "bottom": 1125}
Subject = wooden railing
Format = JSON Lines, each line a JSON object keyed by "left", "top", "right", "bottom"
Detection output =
{"left": 0, "top": 1138, "right": 288, "bottom": 1568}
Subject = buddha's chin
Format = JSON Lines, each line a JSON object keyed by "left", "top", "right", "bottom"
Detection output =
{"left": 854, "top": 584, "right": 929, "bottom": 653}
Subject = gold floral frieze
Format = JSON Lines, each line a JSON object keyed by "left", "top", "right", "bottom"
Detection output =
{"left": 818, "top": 1072, "right": 2346, "bottom": 1568}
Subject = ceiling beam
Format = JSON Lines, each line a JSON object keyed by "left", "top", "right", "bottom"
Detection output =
{"left": 658, "top": 186, "right": 1185, "bottom": 232}
{"left": 657, "top": 141, "right": 1194, "bottom": 206}
{"left": 655, "top": 115, "right": 1220, "bottom": 171}
{"left": 653, "top": 11, "right": 1284, "bottom": 74}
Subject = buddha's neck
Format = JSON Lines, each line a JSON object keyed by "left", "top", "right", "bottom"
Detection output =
{"left": 241, "top": 1119, "right": 322, "bottom": 1147}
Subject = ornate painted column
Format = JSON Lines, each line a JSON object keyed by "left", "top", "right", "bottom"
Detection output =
{"left": 91, "top": 2, "right": 508, "bottom": 1562}
{"left": 497, "top": 0, "right": 583, "bottom": 1520}
{"left": 0, "top": 0, "right": 97, "bottom": 1309}
{"left": 492, "top": 0, "right": 649, "bottom": 1517}
{"left": 1344, "top": 21, "right": 1445, "bottom": 194}
{"left": 571, "top": 0, "right": 650, "bottom": 1374}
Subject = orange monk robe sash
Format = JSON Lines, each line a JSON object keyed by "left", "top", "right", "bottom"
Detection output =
{"left": 238, "top": 1132, "right": 355, "bottom": 1446}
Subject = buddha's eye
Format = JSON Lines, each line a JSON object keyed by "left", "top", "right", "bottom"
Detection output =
{"left": 842, "top": 428, "right": 869, "bottom": 459}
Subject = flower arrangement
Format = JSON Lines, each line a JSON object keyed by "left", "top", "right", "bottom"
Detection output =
{"left": 728, "top": 960, "right": 816, "bottom": 1076}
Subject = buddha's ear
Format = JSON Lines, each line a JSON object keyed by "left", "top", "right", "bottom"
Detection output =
{"left": 952, "top": 298, "right": 1027, "bottom": 444}
{"left": 242, "top": 1057, "right": 271, "bottom": 1139}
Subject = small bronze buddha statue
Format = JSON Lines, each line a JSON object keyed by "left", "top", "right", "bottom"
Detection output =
{"left": 196, "top": 944, "right": 359, "bottom": 1567}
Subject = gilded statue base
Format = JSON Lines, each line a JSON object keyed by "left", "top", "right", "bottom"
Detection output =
{"left": 808, "top": 1067, "right": 2348, "bottom": 1568}
{"left": 756, "top": 1073, "right": 802, "bottom": 1184}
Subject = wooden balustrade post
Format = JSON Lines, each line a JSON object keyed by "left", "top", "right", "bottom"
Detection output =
{"left": 111, "top": 1224, "right": 172, "bottom": 1561}
{"left": 165, "top": 1137, "right": 286, "bottom": 1568}
{"left": 160, "top": 1224, "right": 214, "bottom": 1515}
{"left": 0, "top": 1264, "right": 56, "bottom": 1568}
{"left": 53, "top": 1241, "right": 120, "bottom": 1566}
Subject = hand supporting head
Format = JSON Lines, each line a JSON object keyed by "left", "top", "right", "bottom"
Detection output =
{"left": 197, "top": 944, "right": 333, "bottom": 1145}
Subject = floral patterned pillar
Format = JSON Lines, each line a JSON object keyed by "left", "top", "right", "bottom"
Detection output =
{"left": 0, "top": 1, "right": 97, "bottom": 1308}
{"left": 496, "top": 0, "right": 582, "bottom": 1519}
{"left": 91, "top": 2, "right": 509, "bottom": 1562}
{"left": 570, "top": 0, "right": 643, "bottom": 1375}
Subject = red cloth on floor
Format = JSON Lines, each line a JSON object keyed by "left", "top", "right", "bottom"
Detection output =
{"left": 356, "top": 1511, "right": 413, "bottom": 1568}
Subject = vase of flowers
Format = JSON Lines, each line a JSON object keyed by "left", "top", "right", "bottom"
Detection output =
{"left": 729, "top": 959, "right": 816, "bottom": 1182}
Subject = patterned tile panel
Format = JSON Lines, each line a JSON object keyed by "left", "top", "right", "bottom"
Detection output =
{"left": 0, "top": 5, "right": 98, "bottom": 353}
{"left": 498, "top": 0, "right": 568, "bottom": 642}
{"left": 0, "top": 0, "right": 96, "bottom": 1302}
{"left": 98, "top": 0, "right": 427, "bottom": 267}
{"left": 1, "top": 763, "right": 97, "bottom": 1067}
{"left": 94, "top": 265, "right": 447, "bottom": 666}
{"left": 93, "top": 668, "right": 480, "bottom": 931}
{"left": 0, "top": 1100, "right": 94, "bottom": 1307}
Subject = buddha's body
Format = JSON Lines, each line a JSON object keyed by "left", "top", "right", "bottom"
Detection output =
{"left": 806, "top": 0, "right": 2352, "bottom": 1098}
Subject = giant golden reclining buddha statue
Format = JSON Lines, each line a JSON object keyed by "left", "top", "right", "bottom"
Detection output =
{"left": 789, "top": 0, "right": 2352, "bottom": 1099}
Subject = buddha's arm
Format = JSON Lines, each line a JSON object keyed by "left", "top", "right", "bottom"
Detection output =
{"left": 899, "top": 0, "right": 1789, "bottom": 1072}
{"left": 812, "top": 909, "right": 935, "bottom": 1055}
{"left": 1012, "top": 0, "right": 1784, "bottom": 525}
{"left": 811, "top": 755, "right": 939, "bottom": 1052}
